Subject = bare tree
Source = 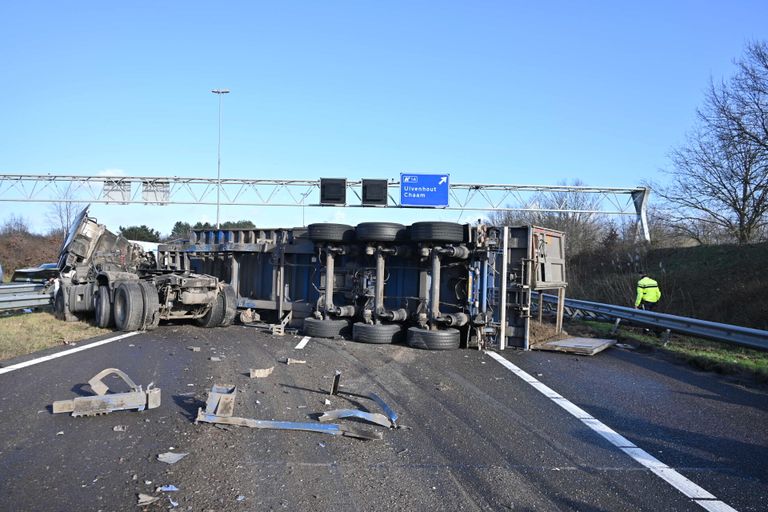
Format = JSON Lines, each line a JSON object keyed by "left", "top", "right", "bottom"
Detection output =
{"left": 46, "top": 189, "right": 79, "bottom": 237}
{"left": 658, "top": 41, "right": 768, "bottom": 245}
{"left": 490, "top": 179, "right": 606, "bottom": 255}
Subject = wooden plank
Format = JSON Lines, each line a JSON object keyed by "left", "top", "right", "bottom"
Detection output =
{"left": 533, "top": 337, "right": 616, "bottom": 356}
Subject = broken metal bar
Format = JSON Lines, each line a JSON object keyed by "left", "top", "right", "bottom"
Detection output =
{"left": 52, "top": 368, "right": 160, "bottom": 417}
{"left": 318, "top": 408, "right": 392, "bottom": 429}
{"left": 195, "top": 410, "right": 381, "bottom": 440}
{"left": 329, "top": 370, "right": 341, "bottom": 395}
{"left": 368, "top": 392, "right": 399, "bottom": 428}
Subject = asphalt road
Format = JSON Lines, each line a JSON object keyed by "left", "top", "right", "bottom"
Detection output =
{"left": 0, "top": 323, "right": 765, "bottom": 511}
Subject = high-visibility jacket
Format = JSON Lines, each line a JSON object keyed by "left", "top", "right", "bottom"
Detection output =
{"left": 635, "top": 276, "right": 661, "bottom": 306}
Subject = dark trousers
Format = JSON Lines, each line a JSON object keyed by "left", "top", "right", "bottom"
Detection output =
{"left": 640, "top": 301, "right": 657, "bottom": 311}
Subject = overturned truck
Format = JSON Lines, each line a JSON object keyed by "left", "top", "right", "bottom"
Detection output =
{"left": 158, "top": 221, "right": 567, "bottom": 350}
{"left": 54, "top": 207, "right": 236, "bottom": 331}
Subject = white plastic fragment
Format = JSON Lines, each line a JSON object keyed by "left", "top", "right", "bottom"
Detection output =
{"left": 113, "top": 425, "right": 127, "bottom": 432}
{"left": 210, "top": 357, "right": 222, "bottom": 362}
{"left": 156, "top": 485, "right": 179, "bottom": 492}
{"left": 188, "top": 346, "right": 201, "bottom": 352}
{"left": 249, "top": 367, "right": 274, "bottom": 378}
{"left": 157, "top": 452, "right": 188, "bottom": 464}
{"left": 137, "top": 494, "right": 160, "bottom": 506}
{"left": 278, "top": 357, "right": 305, "bottom": 365}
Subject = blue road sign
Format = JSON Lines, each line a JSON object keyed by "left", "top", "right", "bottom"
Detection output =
{"left": 400, "top": 173, "right": 450, "bottom": 207}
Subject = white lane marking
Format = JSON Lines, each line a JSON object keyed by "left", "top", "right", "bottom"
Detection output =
{"left": 294, "top": 336, "right": 311, "bottom": 350}
{"left": 484, "top": 350, "right": 738, "bottom": 512}
{"left": 0, "top": 332, "right": 141, "bottom": 375}
{"left": 695, "top": 500, "right": 739, "bottom": 512}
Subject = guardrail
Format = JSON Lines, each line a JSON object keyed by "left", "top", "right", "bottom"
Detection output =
{"left": 534, "top": 293, "right": 768, "bottom": 351}
{"left": 0, "top": 285, "right": 53, "bottom": 312}
{"left": 0, "top": 283, "right": 46, "bottom": 295}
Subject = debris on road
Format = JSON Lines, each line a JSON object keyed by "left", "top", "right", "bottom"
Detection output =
{"left": 210, "top": 356, "right": 222, "bottom": 362}
{"left": 52, "top": 368, "right": 161, "bottom": 417}
{"left": 56, "top": 431, "right": 64, "bottom": 436}
{"left": 113, "top": 425, "right": 127, "bottom": 432}
{"left": 187, "top": 346, "right": 201, "bottom": 352}
{"left": 137, "top": 494, "right": 160, "bottom": 506}
{"left": 278, "top": 357, "right": 306, "bottom": 365}
{"left": 329, "top": 370, "right": 341, "bottom": 395}
{"left": 195, "top": 384, "right": 381, "bottom": 440}
{"left": 324, "top": 398, "right": 331, "bottom": 406}
{"left": 249, "top": 366, "right": 274, "bottom": 378}
{"left": 368, "top": 392, "right": 399, "bottom": 428}
{"left": 157, "top": 452, "right": 188, "bottom": 464}
{"left": 156, "top": 485, "right": 179, "bottom": 492}
{"left": 319, "top": 409, "right": 392, "bottom": 428}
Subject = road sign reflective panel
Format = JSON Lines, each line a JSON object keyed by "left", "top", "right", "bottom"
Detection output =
{"left": 400, "top": 173, "right": 450, "bottom": 207}
{"left": 320, "top": 178, "right": 346, "bottom": 205}
{"left": 361, "top": 179, "right": 388, "bottom": 206}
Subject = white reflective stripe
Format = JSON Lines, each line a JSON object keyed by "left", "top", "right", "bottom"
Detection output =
{"left": 294, "top": 336, "right": 311, "bottom": 350}
{"left": 650, "top": 467, "right": 716, "bottom": 500}
{"left": 694, "top": 500, "right": 740, "bottom": 512}
{"left": 620, "top": 447, "right": 668, "bottom": 469}
{"left": 0, "top": 332, "right": 141, "bottom": 375}
{"left": 529, "top": 381, "right": 562, "bottom": 399}
{"left": 581, "top": 418, "right": 636, "bottom": 448}
{"left": 484, "top": 350, "right": 739, "bottom": 512}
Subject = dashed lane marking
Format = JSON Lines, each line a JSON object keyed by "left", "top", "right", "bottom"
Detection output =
{"left": 484, "top": 350, "right": 738, "bottom": 512}
{"left": 0, "top": 332, "right": 141, "bottom": 375}
{"left": 294, "top": 336, "right": 311, "bottom": 350}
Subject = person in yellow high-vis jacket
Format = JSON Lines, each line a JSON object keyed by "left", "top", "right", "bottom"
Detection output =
{"left": 635, "top": 271, "right": 661, "bottom": 310}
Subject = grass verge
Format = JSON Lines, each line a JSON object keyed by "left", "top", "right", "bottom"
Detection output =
{"left": 0, "top": 310, "right": 111, "bottom": 361}
{"left": 576, "top": 319, "right": 768, "bottom": 381}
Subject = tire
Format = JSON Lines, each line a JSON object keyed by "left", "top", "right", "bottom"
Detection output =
{"left": 196, "top": 290, "right": 225, "bottom": 328}
{"left": 94, "top": 285, "right": 113, "bottom": 328}
{"left": 137, "top": 281, "right": 160, "bottom": 331}
{"left": 352, "top": 322, "right": 404, "bottom": 344}
{"left": 219, "top": 284, "right": 237, "bottom": 327}
{"left": 410, "top": 222, "right": 465, "bottom": 243}
{"left": 307, "top": 223, "right": 355, "bottom": 243}
{"left": 113, "top": 282, "right": 144, "bottom": 332}
{"left": 407, "top": 326, "right": 461, "bottom": 350}
{"left": 54, "top": 285, "right": 78, "bottom": 322}
{"left": 303, "top": 317, "right": 351, "bottom": 338}
{"left": 355, "top": 222, "right": 407, "bottom": 242}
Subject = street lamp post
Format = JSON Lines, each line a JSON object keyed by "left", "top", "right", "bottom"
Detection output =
{"left": 211, "top": 88, "right": 230, "bottom": 228}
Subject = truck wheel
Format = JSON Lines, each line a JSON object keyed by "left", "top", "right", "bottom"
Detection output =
{"left": 303, "top": 317, "right": 351, "bottom": 338}
{"left": 113, "top": 282, "right": 144, "bottom": 332}
{"left": 307, "top": 223, "right": 355, "bottom": 243}
{"left": 138, "top": 281, "right": 160, "bottom": 331}
{"left": 219, "top": 284, "right": 237, "bottom": 327}
{"left": 410, "top": 222, "right": 465, "bottom": 243}
{"left": 352, "top": 322, "right": 404, "bottom": 344}
{"left": 54, "top": 285, "right": 78, "bottom": 322}
{"left": 406, "top": 327, "right": 460, "bottom": 350}
{"left": 94, "top": 285, "right": 113, "bottom": 328}
{"left": 355, "top": 222, "right": 407, "bottom": 242}
{"left": 196, "top": 291, "right": 225, "bottom": 328}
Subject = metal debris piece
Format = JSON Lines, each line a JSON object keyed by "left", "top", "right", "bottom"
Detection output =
{"left": 329, "top": 370, "right": 341, "bottom": 395}
{"left": 278, "top": 357, "right": 306, "bottom": 365}
{"left": 195, "top": 385, "right": 380, "bottom": 441}
{"left": 249, "top": 367, "right": 274, "bottom": 379}
{"left": 157, "top": 452, "right": 188, "bottom": 464}
{"left": 113, "top": 425, "right": 127, "bottom": 432}
{"left": 137, "top": 494, "right": 160, "bottom": 506}
{"left": 271, "top": 311, "right": 292, "bottom": 336}
{"left": 52, "top": 368, "right": 161, "bottom": 417}
{"left": 204, "top": 385, "right": 237, "bottom": 417}
{"left": 368, "top": 392, "right": 399, "bottom": 428}
{"left": 319, "top": 409, "right": 392, "bottom": 428}
{"left": 187, "top": 346, "right": 201, "bottom": 352}
{"left": 156, "top": 485, "right": 179, "bottom": 492}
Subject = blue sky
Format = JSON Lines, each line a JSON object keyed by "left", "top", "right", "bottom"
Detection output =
{"left": 2, "top": 1, "right": 767, "bottom": 234}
